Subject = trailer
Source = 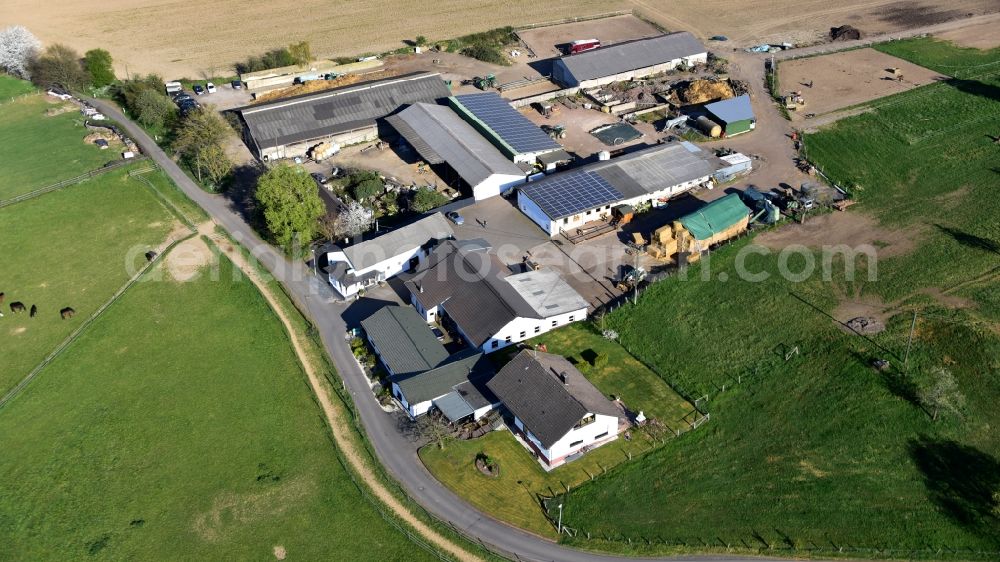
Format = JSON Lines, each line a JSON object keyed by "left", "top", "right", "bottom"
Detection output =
{"left": 569, "top": 39, "right": 601, "bottom": 54}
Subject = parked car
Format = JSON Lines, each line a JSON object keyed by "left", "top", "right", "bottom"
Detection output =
{"left": 445, "top": 211, "right": 464, "bottom": 225}
{"left": 174, "top": 94, "right": 193, "bottom": 104}
{"left": 230, "top": 80, "right": 242, "bottom": 90}
{"left": 193, "top": 84, "right": 205, "bottom": 95}
{"left": 310, "top": 172, "right": 329, "bottom": 186}
{"left": 431, "top": 327, "right": 445, "bottom": 341}
{"left": 206, "top": 82, "right": 216, "bottom": 93}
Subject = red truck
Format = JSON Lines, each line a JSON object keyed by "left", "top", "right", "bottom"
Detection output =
{"left": 568, "top": 39, "right": 601, "bottom": 54}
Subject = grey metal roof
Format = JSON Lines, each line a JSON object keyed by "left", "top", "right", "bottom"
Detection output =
{"left": 239, "top": 72, "right": 451, "bottom": 149}
{"left": 536, "top": 148, "right": 573, "bottom": 166}
{"left": 405, "top": 239, "right": 540, "bottom": 347}
{"left": 704, "top": 95, "right": 754, "bottom": 124}
{"left": 434, "top": 392, "right": 475, "bottom": 422}
{"left": 360, "top": 306, "right": 449, "bottom": 378}
{"left": 341, "top": 213, "right": 453, "bottom": 271}
{"left": 521, "top": 142, "right": 722, "bottom": 220}
{"left": 387, "top": 103, "right": 524, "bottom": 188}
{"left": 506, "top": 269, "right": 589, "bottom": 316}
{"left": 395, "top": 349, "right": 494, "bottom": 404}
{"left": 451, "top": 93, "right": 561, "bottom": 155}
{"left": 555, "top": 32, "right": 707, "bottom": 83}
{"left": 488, "top": 351, "right": 619, "bottom": 449}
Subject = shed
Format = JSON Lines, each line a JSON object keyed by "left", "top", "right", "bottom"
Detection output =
{"left": 552, "top": 32, "right": 708, "bottom": 88}
{"left": 703, "top": 95, "right": 755, "bottom": 136}
{"left": 679, "top": 193, "right": 751, "bottom": 241}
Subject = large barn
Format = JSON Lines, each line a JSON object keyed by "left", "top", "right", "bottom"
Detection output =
{"left": 552, "top": 32, "right": 708, "bottom": 88}
{"left": 447, "top": 93, "right": 565, "bottom": 165}
{"left": 238, "top": 72, "right": 451, "bottom": 161}
{"left": 518, "top": 142, "right": 724, "bottom": 237}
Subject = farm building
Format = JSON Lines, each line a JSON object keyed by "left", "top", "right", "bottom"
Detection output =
{"left": 386, "top": 102, "right": 527, "bottom": 200}
{"left": 446, "top": 93, "right": 564, "bottom": 165}
{"left": 552, "top": 32, "right": 707, "bottom": 88}
{"left": 239, "top": 59, "right": 383, "bottom": 95}
{"left": 360, "top": 305, "right": 449, "bottom": 379}
{"left": 405, "top": 239, "right": 588, "bottom": 353}
{"left": 714, "top": 152, "right": 753, "bottom": 182}
{"left": 518, "top": 142, "right": 724, "bottom": 237}
{"left": 488, "top": 350, "right": 620, "bottom": 468}
{"left": 391, "top": 349, "right": 499, "bottom": 420}
{"left": 238, "top": 72, "right": 451, "bottom": 161}
{"left": 703, "top": 95, "right": 755, "bottom": 136}
{"left": 324, "top": 213, "right": 454, "bottom": 298}
{"left": 647, "top": 193, "right": 752, "bottom": 263}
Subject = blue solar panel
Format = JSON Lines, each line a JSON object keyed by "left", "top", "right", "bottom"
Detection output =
{"left": 454, "top": 93, "right": 561, "bottom": 154}
{"left": 521, "top": 170, "right": 623, "bottom": 220}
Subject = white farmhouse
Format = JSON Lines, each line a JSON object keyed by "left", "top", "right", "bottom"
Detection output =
{"left": 404, "top": 239, "right": 589, "bottom": 353}
{"left": 488, "top": 350, "right": 621, "bottom": 468}
{"left": 324, "top": 213, "right": 454, "bottom": 298}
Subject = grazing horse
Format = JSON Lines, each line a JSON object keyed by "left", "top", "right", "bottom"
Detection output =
{"left": 0, "top": 292, "right": 5, "bottom": 304}
{"left": 30, "top": 304, "right": 37, "bottom": 318}
{"left": 10, "top": 302, "right": 26, "bottom": 314}
{"left": 145, "top": 251, "right": 158, "bottom": 262}
{"left": 60, "top": 307, "right": 76, "bottom": 319}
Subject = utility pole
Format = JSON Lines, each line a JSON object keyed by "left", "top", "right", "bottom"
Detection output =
{"left": 557, "top": 503, "right": 563, "bottom": 534}
{"left": 904, "top": 310, "right": 917, "bottom": 368}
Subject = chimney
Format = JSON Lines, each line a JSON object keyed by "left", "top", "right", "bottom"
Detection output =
{"left": 418, "top": 283, "right": 424, "bottom": 293}
{"left": 559, "top": 371, "right": 569, "bottom": 385}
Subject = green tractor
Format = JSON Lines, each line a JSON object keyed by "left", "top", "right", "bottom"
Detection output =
{"left": 474, "top": 74, "right": 497, "bottom": 90}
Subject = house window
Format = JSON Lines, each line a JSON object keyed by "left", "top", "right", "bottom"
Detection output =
{"left": 595, "top": 431, "right": 609, "bottom": 439}
{"left": 568, "top": 315, "right": 575, "bottom": 322}
{"left": 519, "top": 331, "right": 526, "bottom": 339}
{"left": 563, "top": 218, "right": 569, "bottom": 224}
{"left": 534, "top": 326, "right": 541, "bottom": 334}
{"left": 505, "top": 335, "right": 512, "bottom": 343}
{"left": 574, "top": 414, "right": 595, "bottom": 429}
{"left": 551, "top": 320, "right": 558, "bottom": 327}
{"left": 570, "top": 440, "right": 584, "bottom": 448}
{"left": 586, "top": 210, "right": 592, "bottom": 215}
{"left": 491, "top": 340, "right": 499, "bottom": 349}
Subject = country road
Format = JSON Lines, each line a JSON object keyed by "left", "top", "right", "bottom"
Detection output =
{"left": 87, "top": 99, "right": 820, "bottom": 562}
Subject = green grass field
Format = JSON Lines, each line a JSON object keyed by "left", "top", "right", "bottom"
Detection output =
{"left": 0, "top": 167, "right": 181, "bottom": 395}
{"left": 0, "top": 74, "right": 36, "bottom": 102}
{"left": 422, "top": 323, "right": 694, "bottom": 537}
{"left": 0, "top": 248, "right": 433, "bottom": 560}
{"left": 0, "top": 89, "right": 116, "bottom": 200}
{"left": 550, "top": 38, "right": 1000, "bottom": 557}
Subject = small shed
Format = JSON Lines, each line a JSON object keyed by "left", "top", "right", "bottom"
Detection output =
{"left": 714, "top": 152, "right": 752, "bottom": 181}
{"left": 703, "top": 95, "right": 755, "bottom": 136}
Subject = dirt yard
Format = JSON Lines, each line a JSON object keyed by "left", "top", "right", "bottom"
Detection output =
{"left": 778, "top": 48, "right": 948, "bottom": 119}
{"left": 935, "top": 19, "right": 1000, "bottom": 49}
{"left": 517, "top": 14, "right": 661, "bottom": 58}
{"left": 755, "top": 211, "right": 921, "bottom": 258}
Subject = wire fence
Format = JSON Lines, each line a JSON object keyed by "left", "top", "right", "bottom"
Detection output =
{"left": 0, "top": 157, "right": 149, "bottom": 208}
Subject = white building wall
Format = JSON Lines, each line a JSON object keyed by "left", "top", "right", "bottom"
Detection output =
{"left": 327, "top": 244, "right": 431, "bottom": 297}
{"left": 259, "top": 125, "right": 378, "bottom": 162}
{"left": 480, "top": 308, "right": 588, "bottom": 353}
{"left": 472, "top": 173, "right": 526, "bottom": 201}
{"left": 543, "top": 413, "right": 619, "bottom": 462}
{"left": 518, "top": 192, "right": 556, "bottom": 235}
{"left": 573, "top": 53, "right": 708, "bottom": 89}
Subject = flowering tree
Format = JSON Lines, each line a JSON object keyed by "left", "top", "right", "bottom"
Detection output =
{"left": 335, "top": 201, "right": 374, "bottom": 239}
{"left": 0, "top": 26, "right": 40, "bottom": 79}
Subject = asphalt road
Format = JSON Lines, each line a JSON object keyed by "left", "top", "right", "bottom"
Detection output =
{"left": 90, "top": 98, "right": 817, "bottom": 562}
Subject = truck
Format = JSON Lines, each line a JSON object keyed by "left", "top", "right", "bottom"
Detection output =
{"left": 568, "top": 39, "right": 600, "bottom": 54}
{"left": 165, "top": 81, "right": 183, "bottom": 95}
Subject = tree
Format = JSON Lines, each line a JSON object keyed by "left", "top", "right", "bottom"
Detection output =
{"left": 132, "top": 88, "right": 175, "bottom": 128}
{"left": 415, "top": 35, "right": 428, "bottom": 46}
{"left": 255, "top": 164, "right": 325, "bottom": 248}
{"left": 0, "top": 25, "right": 40, "bottom": 79}
{"left": 918, "top": 367, "right": 966, "bottom": 421}
{"left": 173, "top": 107, "right": 230, "bottom": 156}
{"left": 83, "top": 48, "right": 114, "bottom": 87}
{"left": 316, "top": 212, "right": 340, "bottom": 242}
{"left": 352, "top": 177, "right": 383, "bottom": 201}
{"left": 28, "top": 44, "right": 89, "bottom": 91}
{"left": 410, "top": 187, "right": 448, "bottom": 212}
{"left": 288, "top": 41, "right": 311, "bottom": 65}
{"left": 192, "top": 143, "right": 233, "bottom": 188}
{"left": 335, "top": 200, "right": 374, "bottom": 239}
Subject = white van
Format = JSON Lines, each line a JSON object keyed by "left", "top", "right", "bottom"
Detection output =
{"left": 206, "top": 82, "right": 217, "bottom": 94}
{"left": 165, "top": 81, "right": 183, "bottom": 95}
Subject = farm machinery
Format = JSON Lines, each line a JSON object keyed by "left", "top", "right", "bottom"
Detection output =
{"left": 468, "top": 74, "right": 496, "bottom": 90}
{"left": 783, "top": 91, "right": 806, "bottom": 110}
{"left": 541, "top": 124, "right": 567, "bottom": 139}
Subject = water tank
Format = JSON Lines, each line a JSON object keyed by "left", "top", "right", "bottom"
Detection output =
{"left": 598, "top": 151, "right": 611, "bottom": 161}
{"left": 695, "top": 116, "right": 722, "bottom": 138}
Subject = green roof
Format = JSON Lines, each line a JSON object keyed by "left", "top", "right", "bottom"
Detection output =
{"left": 679, "top": 193, "right": 750, "bottom": 241}
{"left": 360, "top": 306, "right": 449, "bottom": 378}
{"left": 394, "top": 349, "right": 492, "bottom": 403}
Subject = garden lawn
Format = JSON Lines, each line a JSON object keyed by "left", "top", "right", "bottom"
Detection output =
{"left": 0, "top": 93, "right": 115, "bottom": 200}
{"left": 0, "top": 167, "right": 178, "bottom": 394}
{"left": 0, "top": 248, "right": 433, "bottom": 561}
{"left": 553, "top": 39, "right": 1000, "bottom": 557}
{"left": 0, "top": 74, "right": 35, "bottom": 102}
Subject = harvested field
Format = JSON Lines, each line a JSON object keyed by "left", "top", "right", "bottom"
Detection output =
{"left": 778, "top": 48, "right": 948, "bottom": 120}
{"left": 516, "top": 14, "right": 661, "bottom": 58}
{"left": 935, "top": 19, "right": 1000, "bottom": 49}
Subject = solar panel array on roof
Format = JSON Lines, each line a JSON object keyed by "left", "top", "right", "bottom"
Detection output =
{"left": 521, "top": 170, "right": 623, "bottom": 220}
{"left": 452, "top": 93, "right": 561, "bottom": 155}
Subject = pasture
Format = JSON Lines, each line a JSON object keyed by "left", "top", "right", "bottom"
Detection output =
{"left": 0, "top": 91, "right": 116, "bottom": 200}
{"left": 552, "top": 38, "right": 1000, "bottom": 556}
{"left": 0, "top": 167, "right": 182, "bottom": 395}
{"left": 0, "top": 247, "right": 433, "bottom": 560}
{"left": 0, "top": 74, "right": 35, "bottom": 102}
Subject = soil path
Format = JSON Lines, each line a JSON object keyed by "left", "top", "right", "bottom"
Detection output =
{"left": 198, "top": 223, "right": 481, "bottom": 562}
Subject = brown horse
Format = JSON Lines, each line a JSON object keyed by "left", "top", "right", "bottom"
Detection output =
{"left": 60, "top": 307, "right": 76, "bottom": 319}
{"left": 10, "top": 302, "right": 25, "bottom": 314}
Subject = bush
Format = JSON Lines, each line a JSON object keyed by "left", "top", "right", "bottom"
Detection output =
{"left": 461, "top": 44, "right": 508, "bottom": 66}
{"left": 352, "top": 178, "right": 383, "bottom": 201}
{"left": 451, "top": 26, "right": 515, "bottom": 66}
{"left": 83, "top": 49, "right": 115, "bottom": 88}
{"left": 28, "top": 44, "right": 89, "bottom": 91}
{"left": 410, "top": 187, "right": 449, "bottom": 212}
{"left": 132, "top": 88, "right": 176, "bottom": 129}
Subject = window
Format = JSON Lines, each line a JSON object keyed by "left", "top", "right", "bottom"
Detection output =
{"left": 563, "top": 218, "right": 569, "bottom": 224}
{"left": 505, "top": 335, "right": 512, "bottom": 343}
{"left": 551, "top": 320, "right": 558, "bottom": 327}
{"left": 586, "top": 210, "right": 592, "bottom": 215}
{"left": 574, "top": 414, "right": 595, "bottom": 429}
{"left": 519, "top": 331, "right": 526, "bottom": 339}
{"left": 595, "top": 431, "right": 609, "bottom": 439}
{"left": 570, "top": 440, "right": 584, "bottom": 448}
{"left": 568, "top": 315, "right": 575, "bottom": 322}
{"left": 534, "top": 326, "right": 541, "bottom": 334}
{"left": 491, "top": 341, "right": 499, "bottom": 349}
